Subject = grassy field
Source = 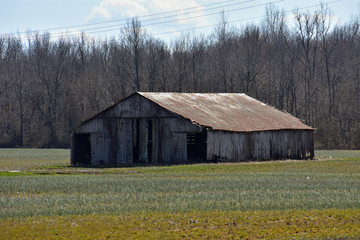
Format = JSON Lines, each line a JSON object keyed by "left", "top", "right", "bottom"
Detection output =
{"left": 0, "top": 148, "right": 69, "bottom": 171}
{"left": 0, "top": 149, "right": 360, "bottom": 239}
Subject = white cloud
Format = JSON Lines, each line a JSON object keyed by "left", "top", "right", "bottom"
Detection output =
{"left": 88, "top": 5, "right": 112, "bottom": 20}
{"left": 86, "top": 0, "right": 209, "bottom": 27}
{"left": 86, "top": 0, "right": 149, "bottom": 20}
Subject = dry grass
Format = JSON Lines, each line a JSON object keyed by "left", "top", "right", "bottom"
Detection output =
{"left": 1, "top": 209, "right": 360, "bottom": 239}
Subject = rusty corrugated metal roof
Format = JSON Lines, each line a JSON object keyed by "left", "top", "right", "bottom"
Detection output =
{"left": 138, "top": 92, "right": 313, "bottom": 132}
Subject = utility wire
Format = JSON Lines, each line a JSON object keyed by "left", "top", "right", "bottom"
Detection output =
{"left": 20, "top": 0, "right": 284, "bottom": 39}
{"left": 3, "top": 0, "right": 256, "bottom": 35}
{"left": 58, "top": 0, "right": 282, "bottom": 34}
{"left": 153, "top": 0, "right": 343, "bottom": 36}
{"left": 84, "top": 0, "right": 342, "bottom": 36}
{"left": 9, "top": 0, "right": 343, "bottom": 40}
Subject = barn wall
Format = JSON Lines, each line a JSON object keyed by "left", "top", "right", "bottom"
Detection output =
{"left": 116, "top": 119, "right": 133, "bottom": 164}
{"left": 77, "top": 116, "right": 201, "bottom": 165}
{"left": 73, "top": 93, "right": 203, "bottom": 165}
{"left": 159, "top": 118, "right": 202, "bottom": 163}
{"left": 207, "top": 130, "right": 314, "bottom": 162}
{"left": 79, "top": 119, "right": 104, "bottom": 133}
{"left": 90, "top": 132, "right": 110, "bottom": 165}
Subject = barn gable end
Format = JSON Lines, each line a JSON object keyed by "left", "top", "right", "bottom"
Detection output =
{"left": 71, "top": 92, "right": 314, "bottom": 165}
{"left": 71, "top": 93, "right": 203, "bottom": 165}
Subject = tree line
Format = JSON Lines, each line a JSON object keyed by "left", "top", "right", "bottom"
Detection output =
{"left": 0, "top": 5, "right": 359, "bottom": 149}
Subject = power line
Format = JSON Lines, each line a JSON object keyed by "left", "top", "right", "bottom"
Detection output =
{"left": 153, "top": 0, "right": 343, "bottom": 36}
{"left": 19, "top": 0, "right": 284, "bottom": 39}
{"left": 85, "top": 0, "right": 343, "bottom": 37}
{"left": 57, "top": 0, "right": 261, "bottom": 33}
{"left": 153, "top": 15, "right": 264, "bottom": 36}
{"left": 7, "top": 0, "right": 343, "bottom": 40}
{"left": 4, "top": 0, "right": 255, "bottom": 35}
{"left": 64, "top": 0, "right": 282, "bottom": 34}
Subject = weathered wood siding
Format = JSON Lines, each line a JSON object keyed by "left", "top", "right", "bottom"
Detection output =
{"left": 79, "top": 118, "right": 104, "bottom": 133}
{"left": 72, "top": 92, "right": 314, "bottom": 165}
{"left": 105, "top": 94, "right": 175, "bottom": 119}
{"left": 207, "top": 130, "right": 314, "bottom": 161}
{"left": 90, "top": 133, "right": 110, "bottom": 165}
{"left": 116, "top": 119, "right": 133, "bottom": 164}
{"left": 74, "top": 94, "right": 202, "bottom": 165}
{"left": 159, "top": 118, "right": 201, "bottom": 163}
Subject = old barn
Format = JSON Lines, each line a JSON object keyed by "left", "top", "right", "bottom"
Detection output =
{"left": 71, "top": 92, "right": 314, "bottom": 165}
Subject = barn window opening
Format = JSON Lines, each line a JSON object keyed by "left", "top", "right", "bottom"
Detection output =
{"left": 72, "top": 133, "right": 91, "bottom": 165}
{"left": 187, "top": 131, "right": 207, "bottom": 162}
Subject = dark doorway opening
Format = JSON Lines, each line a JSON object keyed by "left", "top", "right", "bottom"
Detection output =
{"left": 133, "top": 119, "right": 154, "bottom": 163}
{"left": 133, "top": 119, "right": 140, "bottom": 163}
{"left": 72, "top": 133, "right": 91, "bottom": 165}
{"left": 187, "top": 131, "right": 207, "bottom": 162}
{"left": 147, "top": 120, "right": 153, "bottom": 163}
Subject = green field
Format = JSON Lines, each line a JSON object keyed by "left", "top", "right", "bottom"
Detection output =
{"left": 1, "top": 149, "right": 360, "bottom": 239}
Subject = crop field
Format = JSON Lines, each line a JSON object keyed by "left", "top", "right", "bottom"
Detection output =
{"left": 0, "top": 149, "right": 360, "bottom": 239}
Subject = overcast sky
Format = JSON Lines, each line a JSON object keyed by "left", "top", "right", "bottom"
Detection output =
{"left": 1, "top": 0, "right": 358, "bottom": 42}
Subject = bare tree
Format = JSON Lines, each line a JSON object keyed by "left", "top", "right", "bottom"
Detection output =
{"left": 28, "top": 33, "right": 74, "bottom": 147}
{"left": 239, "top": 24, "right": 263, "bottom": 95}
{"left": 213, "top": 11, "right": 233, "bottom": 92}
{"left": 121, "top": 18, "right": 146, "bottom": 92}
{"left": 172, "top": 34, "right": 190, "bottom": 92}
{"left": 143, "top": 37, "right": 167, "bottom": 92}
{"left": 318, "top": 5, "right": 340, "bottom": 118}
{"left": 262, "top": 4, "right": 290, "bottom": 109}
{"left": 189, "top": 34, "right": 206, "bottom": 92}
{"left": 293, "top": 8, "right": 321, "bottom": 125}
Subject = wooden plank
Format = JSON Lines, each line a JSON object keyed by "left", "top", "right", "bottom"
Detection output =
{"left": 106, "top": 94, "right": 177, "bottom": 119}
{"left": 151, "top": 119, "right": 159, "bottom": 163}
{"left": 207, "top": 130, "right": 314, "bottom": 162}
{"left": 159, "top": 118, "right": 188, "bottom": 163}
{"left": 90, "top": 133, "right": 110, "bottom": 165}
{"left": 79, "top": 119, "right": 103, "bottom": 133}
{"left": 139, "top": 119, "right": 148, "bottom": 163}
{"left": 117, "top": 119, "right": 133, "bottom": 164}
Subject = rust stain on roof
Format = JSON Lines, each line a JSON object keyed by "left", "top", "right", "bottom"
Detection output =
{"left": 138, "top": 92, "right": 313, "bottom": 132}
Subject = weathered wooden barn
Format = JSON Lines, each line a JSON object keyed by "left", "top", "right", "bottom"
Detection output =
{"left": 71, "top": 92, "right": 314, "bottom": 165}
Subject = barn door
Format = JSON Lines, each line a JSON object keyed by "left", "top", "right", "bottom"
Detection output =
{"left": 117, "top": 119, "right": 133, "bottom": 164}
{"left": 133, "top": 119, "right": 158, "bottom": 163}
